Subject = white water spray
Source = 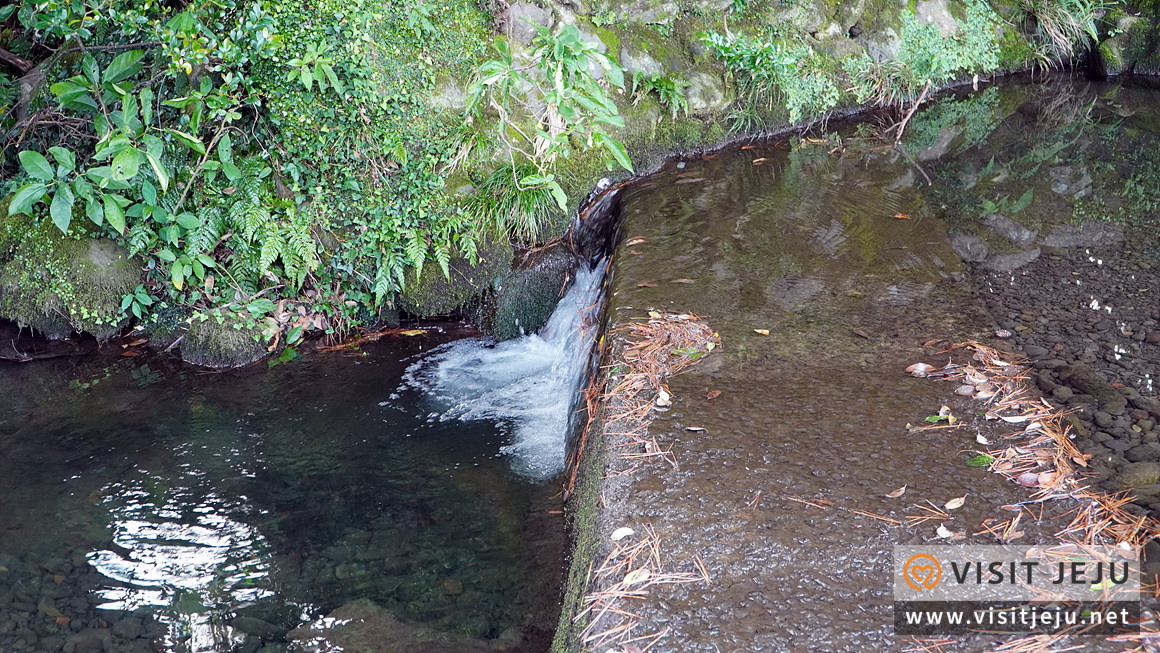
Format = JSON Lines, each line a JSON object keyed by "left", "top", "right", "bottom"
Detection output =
{"left": 404, "top": 262, "right": 606, "bottom": 480}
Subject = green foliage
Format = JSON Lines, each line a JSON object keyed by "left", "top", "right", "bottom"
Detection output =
{"left": 466, "top": 22, "right": 633, "bottom": 213}
{"left": 632, "top": 73, "right": 690, "bottom": 122}
{"left": 285, "top": 41, "right": 343, "bottom": 95}
{"left": 701, "top": 31, "right": 840, "bottom": 123}
{"left": 1016, "top": 0, "right": 1112, "bottom": 59}
{"left": 463, "top": 164, "right": 560, "bottom": 243}
{"left": 846, "top": 0, "right": 1000, "bottom": 107}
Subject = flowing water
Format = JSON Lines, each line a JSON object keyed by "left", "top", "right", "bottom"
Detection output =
{"left": 404, "top": 262, "right": 607, "bottom": 481}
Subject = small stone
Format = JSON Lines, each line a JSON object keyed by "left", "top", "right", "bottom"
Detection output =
{"left": 1052, "top": 386, "right": 1074, "bottom": 402}
{"left": 441, "top": 578, "right": 464, "bottom": 595}
{"left": 111, "top": 618, "right": 143, "bottom": 640}
{"left": 1117, "top": 462, "right": 1160, "bottom": 488}
{"left": 1024, "top": 345, "right": 1048, "bottom": 358}
{"left": 1147, "top": 332, "right": 1160, "bottom": 344}
{"left": 1131, "top": 409, "right": 1150, "bottom": 421}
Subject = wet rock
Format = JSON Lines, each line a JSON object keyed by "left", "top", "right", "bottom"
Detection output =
{"left": 1049, "top": 166, "right": 1093, "bottom": 198}
{"left": 65, "top": 628, "right": 109, "bottom": 653}
{"left": 179, "top": 309, "right": 268, "bottom": 368}
{"left": 503, "top": 3, "right": 553, "bottom": 47}
{"left": 1051, "top": 386, "right": 1074, "bottom": 402}
{"left": 1023, "top": 344, "right": 1048, "bottom": 358}
{"left": 286, "top": 599, "right": 493, "bottom": 653}
{"left": 441, "top": 578, "right": 464, "bottom": 595}
{"left": 980, "top": 248, "right": 1040, "bottom": 271}
{"left": 1057, "top": 364, "right": 1128, "bottom": 414}
{"left": 399, "top": 239, "right": 513, "bottom": 317}
{"left": 111, "top": 618, "right": 143, "bottom": 640}
{"left": 984, "top": 214, "right": 1038, "bottom": 248}
{"left": 1042, "top": 222, "right": 1124, "bottom": 248}
{"left": 1115, "top": 462, "right": 1160, "bottom": 488}
{"left": 1126, "top": 443, "right": 1160, "bottom": 463}
{"left": 231, "top": 617, "right": 283, "bottom": 641}
{"left": 0, "top": 233, "right": 140, "bottom": 340}
{"left": 489, "top": 245, "right": 579, "bottom": 341}
{"left": 686, "top": 72, "right": 728, "bottom": 114}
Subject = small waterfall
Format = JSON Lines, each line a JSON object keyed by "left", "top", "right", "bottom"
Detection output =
{"left": 403, "top": 261, "right": 607, "bottom": 481}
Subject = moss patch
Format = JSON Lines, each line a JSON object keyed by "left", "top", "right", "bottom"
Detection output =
{"left": 180, "top": 308, "right": 268, "bottom": 368}
{"left": 398, "top": 239, "right": 514, "bottom": 317}
{"left": 0, "top": 220, "right": 140, "bottom": 340}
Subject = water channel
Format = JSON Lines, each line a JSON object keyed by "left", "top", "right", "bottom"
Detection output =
{"left": 2, "top": 76, "right": 1160, "bottom": 652}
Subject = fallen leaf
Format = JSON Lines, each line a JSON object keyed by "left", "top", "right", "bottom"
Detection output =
{"left": 637, "top": 282, "right": 657, "bottom": 288}
{"left": 886, "top": 485, "right": 907, "bottom": 498}
{"left": 55, "top": 616, "right": 70, "bottom": 625}
{"left": 629, "top": 249, "right": 642, "bottom": 255}
{"left": 204, "top": 274, "right": 215, "bottom": 292}
{"left": 944, "top": 495, "right": 966, "bottom": 510}
{"left": 936, "top": 524, "right": 956, "bottom": 539}
{"left": 1037, "top": 471, "right": 1059, "bottom": 486}
{"left": 853, "top": 329, "right": 872, "bottom": 339}
{"left": 648, "top": 311, "right": 663, "bottom": 319}
{"left": 686, "top": 426, "right": 706, "bottom": 432}
{"left": 127, "top": 338, "right": 148, "bottom": 347}
{"left": 893, "top": 213, "right": 911, "bottom": 219}
{"left": 938, "top": 405, "right": 952, "bottom": 418}
{"left": 976, "top": 434, "right": 992, "bottom": 445}
{"left": 399, "top": 329, "right": 425, "bottom": 336}
{"left": 121, "top": 351, "right": 140, "bottom": 357}
{"left": 955, "top": 385, "right": 976, "bottom": 396}
{"left": 623, "top": 567, "right": 651, "bottom": 585}
{"left": 754, "top": 329, "right": 770, "bottom": 335}
{"left": 706, "top": 390, "right": 721, "bottom": 400}
{"left": 672, "top": 279, "right": 695, "bottom": 284}
{"left": 625, "top": 237, "right": 647, "bottom": 246}
{"left": 741, "top": 144, "right": 758, "bottom": 150}
{"left": 906, "top": 362, "right": 935, "bottom": 377}
{"left": 611, "top": 527, "right": 634, "bottom": 541}
{"left": 1016, "top": 472, "right": 1041, "bottom": 487}
{"left": 752, "top": 158, "right": 768, "bottom": 165}
{"left": 38, "top": 601, "right": 62, "bottom": 618}
{"left": 656, "top": 389, "right": 672, "bottom": 407}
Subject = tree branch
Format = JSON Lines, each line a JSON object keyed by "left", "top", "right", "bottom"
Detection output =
{"left": 0, "top": 47, "right": 34, "bottom": 75}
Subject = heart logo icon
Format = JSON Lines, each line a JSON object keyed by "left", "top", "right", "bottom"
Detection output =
{"left": 904, "top": 554, "right": 942, "bottom": 591}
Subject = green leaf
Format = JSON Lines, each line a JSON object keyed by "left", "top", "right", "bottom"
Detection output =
{"left": 50, "top": 184, "right": 75, "bottom": 233}
{"left": 82, "top": 55, "right": 100, "bottom": 86}
{"left": 9, "top": 183, "right": 47, "bottom": 215}
{"left": 222, "top": 162, "right": 242, "bottom": 181}
{"left": 217, "top": 133, "right": 233, "bottom": 164}
{"left": 103, "top": 50, "right": 146, "bottom": 85}
{"left": 287, "top": 325, "right": 304, "bottom": 345}
{"left": 924, "top": 415, "right": 948, "bottom": 423}
{"left": 966, "top": 454, "right": 995, "bottom": 467}
{"left": 0, "top": 6, "right": 15, "bottom": 21}
{"left": 145, "top": 152, "right": 169, "bottom": 192}
{"left": 72, "top": 177, "right": 93, "bottom": 201}
{"left": 171, "top": 265, "right": 184, "bottom": 291}
{"left": 191, "top": 258, "right": 205, "bottom": 280}
{"left": 85, "top": 199, "right": 104, "bottom": 226}
{"left": 1009, "top": 187, "right": 1034, "bottom": 214}
{"left": 111, "top": 148, "right": 141, "bottom": 181}
{"left": 19, "top": 150, "right": 54, "bottom": 181}
{"left": 165, "top": 129, "right": 206, "bottom": 155}
{"left": 48, "top": 146, "right": 76, "bottom": 175}
{"left": 140, "top": 88, "right": 154, "bottom": 126}
{"left": 247, "top": 298, "right": 276, "bottom": 315}
{"left": 142, "top": 179, "right": 157, "bottom": 206}
{"left": 176, "top": 213, "right": 200, "bottom": 230}
{"left": 595, "top": 132, "right": 633, "bottom": 172}
{"left": 546, "top": 180, "right": 568, "bottom": 212}
{"left": 103, "top": 194, "right": 126, "bottom": 234}
{"left": 157, "top": 249, "right": 177, "bottom": 262}
{"left": 49, "top": 79, "right": 97, "bottom": 112}
{"left": 196, "top": 254, "right": 217, "bottom": 268}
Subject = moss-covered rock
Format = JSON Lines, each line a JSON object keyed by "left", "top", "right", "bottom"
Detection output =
{"left": 0, "top": 218, "right": 140, "bottom": 340}
{"left": 398, "top": 239, "right": 514, "bottom": 317}
{"left": 180, "top": 309, "right": 268, "bottom": 368}
{"left": 490, "top": 245, "right": 580, "bottom": 340}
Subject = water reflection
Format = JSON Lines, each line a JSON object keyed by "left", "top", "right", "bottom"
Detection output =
{"left": 89, "top": 473, "right": 272, "bottom": 652}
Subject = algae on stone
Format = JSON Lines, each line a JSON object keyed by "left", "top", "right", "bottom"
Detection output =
{"left": 398, "top": 239, "right": 514, "bottom": 316}
{"left": 0, "top": 218, "right": 140, "bottom": 340}
{"left": 180, "top": 309, "right": 269, "bottom": 369}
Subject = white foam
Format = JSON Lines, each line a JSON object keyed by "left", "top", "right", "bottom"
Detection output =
{"left": 404, "top": 262, "right": 605, "bottom": 480}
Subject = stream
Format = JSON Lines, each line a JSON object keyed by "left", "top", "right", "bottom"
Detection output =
{"left": 2, "top": 76, "right": 1160, "bottom": 653}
